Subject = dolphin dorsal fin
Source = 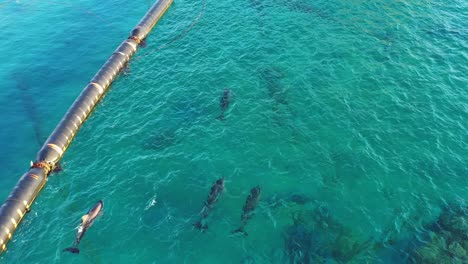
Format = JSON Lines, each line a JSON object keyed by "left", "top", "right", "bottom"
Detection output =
{"left": 81, "top": 214, "right": 89, "bottom": 223}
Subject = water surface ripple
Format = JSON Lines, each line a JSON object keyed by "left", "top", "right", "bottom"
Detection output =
{"left": 0, "top": 0, "right": 466, "bottom": 263}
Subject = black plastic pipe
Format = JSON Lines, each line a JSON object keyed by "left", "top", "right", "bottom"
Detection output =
{"left": 0, "top": 0, "right": 173, "bottom": 254}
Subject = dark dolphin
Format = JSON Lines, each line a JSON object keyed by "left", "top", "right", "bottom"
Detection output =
{"left": 194, "top": 178, "right": 225, "bottom": 231}
{"left": 64, "top": 200, "right": 104, "bottom": 254}
{"left": 259, "top": 67, "right": 288, "bottom": 105}
{"left": 232, "top": 186, "right": 261, "bottom": 236}
{"left": 217, "top": 89, "right": 232, "bottom": 120}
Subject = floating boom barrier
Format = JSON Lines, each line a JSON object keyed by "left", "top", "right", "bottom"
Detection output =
{"left": 0, "top": 0, "right": 173, "bottom": 254}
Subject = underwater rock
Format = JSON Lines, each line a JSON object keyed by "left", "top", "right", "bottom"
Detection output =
{"left": 449, "top": 241, "right": 466, "bottom": 259}
{"left": 284, "top": 222, "right": 313, "bottom": 264}
{"left": 413, "top": 233, "right": 447, "bottom": 263}
{"left": 437, "top": 213, "right": 468, "bottom": 240}
{"left": 330, "top": 230, "right": 372, "bottom": 263}
{"left": 409, "top": 204, "right": 467, "bottom": 263}
{"left": 282, "top": 208, "right": 371, "bottom": 263}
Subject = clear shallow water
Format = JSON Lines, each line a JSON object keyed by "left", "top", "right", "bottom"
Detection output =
{"left": 0, "top": 0, "right": 467, "bottom": 263}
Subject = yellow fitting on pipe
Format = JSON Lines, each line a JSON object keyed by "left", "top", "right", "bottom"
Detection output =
{"left": 47, "top": 144, "right": 63, "bottom": 156}
{"left": 10, "top": 218, "right": 17, "bottom": 228}
{"left": 16, "top": 209, "right": 24, "bottom": 218}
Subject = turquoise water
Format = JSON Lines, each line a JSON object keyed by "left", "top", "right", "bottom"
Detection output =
{"left": 0, "top": 0, "right": 467, "bottom": 263}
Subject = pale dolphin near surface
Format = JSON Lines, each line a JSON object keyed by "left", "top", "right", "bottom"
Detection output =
{"left": 64, "top": 200, "right": 104, "bottom": 254}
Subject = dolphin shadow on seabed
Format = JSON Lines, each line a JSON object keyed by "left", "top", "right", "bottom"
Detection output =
{"left": 258, "top": 67, "right": 287, "bottom": 105}
{"left": 143, "top": 128, "right": 179, "bottom": 151}
{"left": 258, "top": 67, "right": 296, "bottom": 126}
{"left": 276, "top": 207, "right": 373, "bottom": 263}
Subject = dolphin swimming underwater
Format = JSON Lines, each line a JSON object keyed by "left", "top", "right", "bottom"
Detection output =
{"left": 194, "top": 178, "right": 225, "bottom": 231}
{"left": 64, "top": 200, "right": 104, "bottom": 254}
{"left": 232, "top": 186, "right": 261, "bottom": 236}
{"left": 217, "top": 89, "right": 232, "bottom": 120}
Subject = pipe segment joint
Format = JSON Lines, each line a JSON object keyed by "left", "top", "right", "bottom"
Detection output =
{"left": 0, "top": 0, "right": 173, "bottom": 255}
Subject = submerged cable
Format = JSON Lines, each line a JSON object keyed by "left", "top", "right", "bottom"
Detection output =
{"left": 135, "top": 0, "right": 207, "bottom": 61}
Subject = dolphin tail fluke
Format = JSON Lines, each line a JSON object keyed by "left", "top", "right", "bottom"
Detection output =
{"left": 52, "top": 162, "right": 63, "bottom": 174}
{"left": 216, "top": 113, "right": 225, "bottom": 121}
{"left": 232, "top": 227, "right": 248, "bottom": 236}
{"left": 193, "top": 221, "right": 208, "bottom": 231}
{"left": 63, "top": 247, "right": 80, "bottom": 254}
